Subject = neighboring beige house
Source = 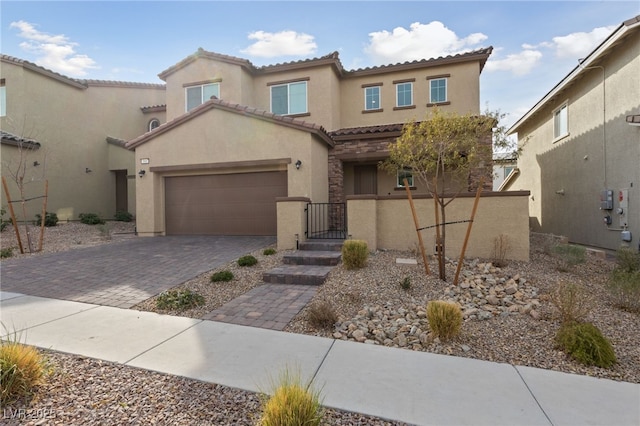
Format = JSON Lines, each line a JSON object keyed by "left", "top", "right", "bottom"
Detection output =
{"left": 127, "top": 47, "right": 495, "bottom": 237}
{"left": 492, "top": 152, "right": 518, "bottom": 191}
{"left": 507, "top": 15, "right": 640, "bottom": 251}
{"left": 0, "top": 55, "right": 166, "bottom": 222}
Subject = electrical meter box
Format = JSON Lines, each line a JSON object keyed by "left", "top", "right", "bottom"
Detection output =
{"left": 618, "top": 189, "right": 629, "bottom": 227}
{"left": 600, "top": 190, "right": 613, "bottom": 210}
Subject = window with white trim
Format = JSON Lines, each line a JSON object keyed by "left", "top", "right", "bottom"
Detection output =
{"left": 429, "top": 78, "right": 447, "bottom": 103}
{"left": 553, "top": 103, "right": 568, "bottom": 139}
{"left": 271, "top": 81, "right": 307, "bottom": 115}
{"left": 364, "top": 86, "right": 381, "bottom": 110}
{"left": 397, "top": 168, "right": 414, "bottom": 187}
{"left": 396, "top": 82, "right": 413, "bottom": 107}
{"left": 185, "top": 83, "right": 219, "bottom": 112}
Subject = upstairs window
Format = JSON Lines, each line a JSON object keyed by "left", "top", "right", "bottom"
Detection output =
{"left": 148, "top": 118, "right": 160, "bottom": 132}
{"left": 553, "top": 103, "right": 568, "bottom": 140}
{"left": 185, "top": 82, "right": 220, "bottom": 112}
{"left": 271, "top": 81, "right": 307, "bottom": 115}
{"left": 364, "top": 85, "right": 381, "bottom": 111}
{"left": 395, "top": 81, "right": 413, "bottom": 107}
{"left": 397, "top": 168, "right": 414, "bottom": 187}
{"left": 429, "top": 78, "right": 447, "bottom": 104}
{"left": 0, "top": 79, "right": 5, "bottom": 117}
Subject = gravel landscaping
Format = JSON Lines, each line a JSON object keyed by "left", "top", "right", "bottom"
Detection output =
{"left": 1, "top": 221, "right": 639, "bottom": 424}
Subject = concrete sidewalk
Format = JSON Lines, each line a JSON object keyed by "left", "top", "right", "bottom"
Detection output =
{"left": 1, "top": 291, "right": 638, "bottom": 426}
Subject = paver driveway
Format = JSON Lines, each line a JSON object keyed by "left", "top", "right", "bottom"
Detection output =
{"left": 0, "top": 236, "right": 275, "bottom": 308}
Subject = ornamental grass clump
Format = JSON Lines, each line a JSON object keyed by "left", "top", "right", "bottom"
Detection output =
{"left": 426, "top": 300, "right": 462, "bottom": 341}
{"left": 0, "top": 331, "right": 48, "bottom": 404}
{"left": 607, "top": 247, "right": 640, "bottom": 312}
{"left": 259, "top": 368, "right": 324, "bottom": 426}
{"left": 552, "top": 243, "right": 586, "bottom": 271}
{"left": 341, "top": 240, "right": 368, "bottom": 269}
{"left": 549, "top": 281, "right": 594, "bottom": 325}
{"left": 555, "top": 322, "right": 616, "bottom": 368}
{"left": 156, "top": 289, "right": 204, "bottom": 311}
{"left": 306, "top": 301, "right": 338, "bottom": 330}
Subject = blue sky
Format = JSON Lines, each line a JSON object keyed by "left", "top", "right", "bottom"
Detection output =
{"left": 1, "top": 1, "right": 638, "bottom": 127}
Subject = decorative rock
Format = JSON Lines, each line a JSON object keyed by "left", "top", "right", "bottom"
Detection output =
{"left": 352, "top": 329, "right": 366, "bottom": 342}
{"left": 530, "top": 309, "right": 541, "bottom": 320}
{"left": 487, "top": 295, "right": 500, "bottom": 305}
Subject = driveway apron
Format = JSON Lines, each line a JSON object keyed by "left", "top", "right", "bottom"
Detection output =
{"left": 0, "top": 236, "right": 275, "bottom": 308}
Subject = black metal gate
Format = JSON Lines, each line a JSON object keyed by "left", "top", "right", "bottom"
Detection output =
{"left": 306, "top": 203, "right": 346, "bottom": 239}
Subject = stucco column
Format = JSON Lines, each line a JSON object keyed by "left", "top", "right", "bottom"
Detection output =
{"left": 276, "top": 197, "right": 310, "bottom": 250}
{"left": 346, "top": 195, "right": 378, "bottom": 251}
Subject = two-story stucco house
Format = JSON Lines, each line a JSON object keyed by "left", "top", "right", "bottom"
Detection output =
{"left": 126, "top": 47, "right": 494, "bottom": 239}
{"left": 506, "top": 15, "right": 640, "bottom": 252}
{"left": 0, "top": 55, "right": 166, "bottom": 221}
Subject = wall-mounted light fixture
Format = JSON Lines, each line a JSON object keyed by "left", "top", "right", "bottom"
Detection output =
{"left": 85, "top": 168, "right": 92, "bottom": 173}
{"left": 33, "top": 161, "right": 40, "bottom": 167}
{"left": 138, "top": 169, "right": 146, "bottom": 178}
{"left": 295, "top": 160, "right": 302, "bottom": 170}
{"left": 555, "top": 189, "right": 565, "bottom": 196}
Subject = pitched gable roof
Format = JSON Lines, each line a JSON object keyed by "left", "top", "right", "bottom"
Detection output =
{"left": 125, "top": 98, "right": 334, "bottom": 149}
{"left": 1, "top": 130, "right": 41, "bottom": 149}
{"left": 508, "top": 15, "right": 640, "bottom": 135}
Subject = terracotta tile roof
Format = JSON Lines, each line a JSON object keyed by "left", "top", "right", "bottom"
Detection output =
{"left": 126, "top": 98, "right": 334, "bottom": 149}
{"left": 626, "top": 114, "right": 640, "bottom": 124}
{"left": 106, "top": 136, "right": 128, "bottom": 147}
{"left": 1, "top": 130, "right": 41, "bottom": 149}
{"left": 158, "top": 47, "right": 492, "bottom": 81}
{"left": 329, "top": 123, "right": 405, "bottom": 140}
{"left": 344, "top": 47, "right": 494, "bottom": 76}
{"left": 83, "top": 80, "right": 165, "bottom": 89}
{"left": 140, "top": 105, "right": 167, "bottom": 113}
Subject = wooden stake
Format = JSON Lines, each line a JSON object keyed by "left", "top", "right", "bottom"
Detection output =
{"left": 433, "top": 177, "right": 445, "bottom": 280}
{"left": 38, "top": 180, "right": 49, "bottom": 252}
{"left": 453, "top": 178, "right": 484, "bottom": 286}
{"left": 2, "top": 176, "right": 24, "bottom": 254}
{"left": 403, "top": 178, "right": 430, "bottom": 275}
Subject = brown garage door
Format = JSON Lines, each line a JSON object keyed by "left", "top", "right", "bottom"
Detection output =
{"left": 165, "top": 171, "right": 287, "bottom": 235}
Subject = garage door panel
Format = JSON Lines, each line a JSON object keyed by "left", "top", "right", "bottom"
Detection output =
{"left": 165, "top": 171, "right": 287, "bottom": 236}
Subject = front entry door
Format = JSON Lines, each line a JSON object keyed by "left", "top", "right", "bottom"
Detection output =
{"left": 354, "top": 165, "right": 378, "bottom": 195}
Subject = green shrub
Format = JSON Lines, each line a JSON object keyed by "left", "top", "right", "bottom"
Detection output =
{"left": 341, "top": 240, "right": 368, "bottom": 269}
{"left": 210, "top": 270, "right": 234, "bottom": 282}
{"left": 79, "top": 212, "right": 105, "bottom": 225}
{"left": 555, "top": 322, "right": 616, "bottom": 368}
{"left": 550, "top": 281, "right": 594, "bottom": 325}
{"left": 263, "top": 248, "right": 277, "bottom": 256}
{"left": 607, "top": 268, "right": 640, "bottom": 312}
{"left": 426, "top": 300, "right": 462, "bottom": 341}
{"left": 0, "top": 331, "right": 47, "bottom": 404}
{"left": 306, "top": 301, "right": 338, "bottom": 330}
{"left": 156, "top": 289, "right": 205, "bottom": 311}
{"left": 552, "top": 244, "right": 586, "bottom": 270}
{"left": 1, "top": 247, "right": 14, "bottom": 259}
{"left": 34, "top": 211, "right": 58, "bottom": 227}
{"left": 114, "top": 210, "right": 133, "bottom": 222}
{"left": 400, "top": 276, "right": 411, "bottom": 290}
{"left": 238, "top": 255, "right": 258, "bottom": 267}
{"left": 259, "top": 368, "right": 324, "bottom": 426}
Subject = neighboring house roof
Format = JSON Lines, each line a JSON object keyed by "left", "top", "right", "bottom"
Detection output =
{"left": 498, "top": 167, "right": 520, "bottom": 192}
{"left": 329, "top": 123, "right": 405, "bottom": 140}
{"left": 0, "top": 130, "right": 41, "bottom": 149}
{"left": 158, "top": 47, "right": 493, "bottom": 81}
{"left": 508, "top": 15, "right": 640, "bottom": 135}
{"left": 0, "top": 54, "right": 165, "bottom": 90}
{"left": 125, "top": 98, "right": 334, "bottom": 149}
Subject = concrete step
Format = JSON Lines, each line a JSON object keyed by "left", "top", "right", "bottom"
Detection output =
{"left": 299, "top": 240, "right": 344, "bottom": 252}
{"left": 283, "top": 250, "right": 342, "bottom": 266}
{"left": 263, "top": 265, "right": 334, "bottom": 286}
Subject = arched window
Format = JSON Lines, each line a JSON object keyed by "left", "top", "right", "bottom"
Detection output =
{"left": 148, "top": 118, "right": 160, "bottom": 132}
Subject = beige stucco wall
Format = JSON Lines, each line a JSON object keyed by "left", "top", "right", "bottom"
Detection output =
{"left": 276, "top": 197, "right": 310, "bottom": 250}
{"left": 347, "top": 192, "right": 530, "bottom": 261}
{"left": 512, "top": 30, "right": 639, "bottom": 251}
{"left": 339, "top": 61, "right": 481, "bottom": 129}
{"left": 163, "top": 58, "right": 254, "bottom": 122}
{"left": 133, "top": 107, "right": 329, "bottom": 235}
{"left": 1, "top": 59, "right": 165, "bottom": 222}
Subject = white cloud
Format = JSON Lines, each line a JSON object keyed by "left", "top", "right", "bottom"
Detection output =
{"left": 364, "top": 21, "right": 488, "bottom": 64}
{"left": 551, "top": 25, "right": 615, "bottom": 59}
{"left": 484, "top": 49, "right": 543, "bottom": 76}
{"left": 10, "top": 20, "right": 98, "bottom": 77}
{"left": 241, "top": 30, "right": 317, "bottom": 58}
